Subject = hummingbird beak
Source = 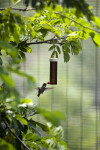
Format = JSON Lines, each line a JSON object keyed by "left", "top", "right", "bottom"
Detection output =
{"left": 47, "top": 82, "right": 50, "bottom": 84}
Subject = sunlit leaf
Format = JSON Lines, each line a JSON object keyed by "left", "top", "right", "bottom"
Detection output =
{"left": 25, "top": 133, "right": 40, "bottom": 142}
{"left": 21, "top": 98, "right": 32, "bottom": 104}
{"left": 15, "top": 114, "right": 27, "bottom": 125}
{"left": 93, "top": 16, "right": 100, "bottom": 29}
{"left": 90, "top": 32, "right": 100, "bottom": 47}
{"left": 0, "top": 74, "right": 15, "bottom": 87}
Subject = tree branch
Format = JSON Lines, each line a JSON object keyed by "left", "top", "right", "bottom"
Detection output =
{"left": 26, "top": 36, "right": 68, "bottom": 45}
{"left": 55, "top": 12, "right": 100, "bottom": 34}
{"left": 3, "top": 119, "right": 30, "bottom": 150}
{"left": 0, "top": 7, "right": 36, "bottom": 11}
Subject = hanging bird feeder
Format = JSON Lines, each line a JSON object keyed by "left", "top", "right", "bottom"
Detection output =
{"left": 49, "top": 58, "right": 58, "bottom": 84}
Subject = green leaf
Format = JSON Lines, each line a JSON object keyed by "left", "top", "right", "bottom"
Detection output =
{"left": 0, "top": 122, "right": 6, "bottom": 138}
{"left": 49, "top": 45, "right": 55, "bottom": 51}
{"left": 45, "top": 137, "right": 57, "bottom": 149}
{"left": 35, "top": 108, "right": 65, "bottom": 126}
{"left": 93, "top": 16, "right": 100, "bottom": 29}
{"left": 70, "top": 40, "right": 81, "bottom": 55}
{"left": 0, "top": 57, "right": 3, "bottom": 65}
{"left": 24, "top": 0, "right": 29, "bottom": 7}
{"left": 55, "top": 51, "right": 58, "bottom": 58}
{"left": 12, "top": 118, "right": 21, "bottom": 136}
{"left": 26, "top": 47, "right": 32, "bottom": 53}
{"left": 51, "top": 111, "right": 65, "bottom": 122}
{"left": 31, "top": 0, "right": 37, "bottom": 8}
{"left": 21, "top": 98, "right": 32, "bottom": 104}
{"left": 0, "top": 138, "right": 16, "bottom": 150}
{"left": 25, "top": 133, "right": 41, "bottom": 142}
{"left": 0, "top": 74, "right": 15, "bottom": 87}
{"left": 26, "top": 142, "right": 41, "bottom": 150}
{"left": 58, "top": 141, "right": 68, "bottom": 150}
{"left": 90, "top": 32, "right": 100, "bottom": 47}
{"left": 15, "top": 114, "right": 27, "bottom": 125}
{"left": 0, "top": 40, "right": 18, "bottom": 58}
{"left": 28, "top": 120, "right": 41, "bottom": 138}
{"left": 8, "top": 67, "right": 35, "bottom": 82}
{"left": 62, "top": 45, "right": 70, "bottom": 63}
{"left": 19, "top": 51, "right": 25, "bottom": 59}
{"left": 56, "top": 45, "right": 61, "bottom": 54}
{"left": 31, "top": 29, "right": 37, "bottom": 39}
{"left": 51, "top": 51, "right": 56, "bottom": 58}
{"left": 35, "top": 121, "right": 49, "bottom": 133}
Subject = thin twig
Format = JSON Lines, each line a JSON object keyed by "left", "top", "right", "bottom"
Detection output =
{"left": 55, "top": 12, "right": 100, "bottom": 34}
{"left": 26, "top": 36, "right": 68, "bottom": 45}
{"left": 3, "top": 119, "right": 30, "bottom": 150}
{"left": 0, "top": 7, "right": 36, "bottom": 11}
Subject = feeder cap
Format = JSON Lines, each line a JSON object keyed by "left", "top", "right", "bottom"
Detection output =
{"left": 49, "top": 58, "right": 58, "bottom": 62}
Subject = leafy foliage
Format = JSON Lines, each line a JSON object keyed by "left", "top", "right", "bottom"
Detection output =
{"left": 0, "top": 101, "right": 67, "bottom": 150}
{"left": 0, "top": 0, "right": 100, "bottom": 150}
{"left": 22, "top": 0, "right": 94, "bottom": 21}
{"left": 0, "top": 4, "right": 100, "bottom": 63}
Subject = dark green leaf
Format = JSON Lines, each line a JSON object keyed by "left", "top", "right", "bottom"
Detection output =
{"left": 19, "top": 51, "right": 25, "bottom": 59}
{"left": 0, "top": 57, "right": 3, "bottom": 65}
{"left": 51, "top": 51, "right": 56, "bottom": 58}
{"left": 31, "top": 0, "right": 37, "bottom": 8}
{"left": 28, "top": 120, "right": 41, "bottom": 138}
{"left": 12, "top": 118, "right": 28, "bottom": 136}
{"left": 55, "top": 51, "right": 58, "bottom": 58}
{"left": 34, "top": 121, "right": 49, "bottom": 133}
{"left": 0, "top": 123, "right": 6, "bottom": 138}
{"left": 62, "top": 45, "right": 70, "bottom": 62}
{"left": 56, "top": 45, "right": 61, "bottom": 54}
{"left": 49, "top": 45, "right": 55, "bottom": 51}
{"left": 35, "top": 107, "right": 65, "bottom": 126}
{"left": 0, "top": 40, "right": 18, "bottom": 58}
{"left": 25, "top": 133, "right": 41, "bottom": 142}
{"left": 24, "top": 0, "right": 29, "bottom": 7}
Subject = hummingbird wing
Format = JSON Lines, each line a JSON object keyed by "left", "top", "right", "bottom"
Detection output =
{"left": 44, "top": 87, "right": 54, "bottom": 91}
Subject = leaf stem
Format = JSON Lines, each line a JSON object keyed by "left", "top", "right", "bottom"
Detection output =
{"left": 3, "top": 119, "right": 30, "bottom": 150}
{"left": 0, "top": 7, "right": 36, "bottom": 11}
{"left": 55, "top": 12, "right": 100, "bottom": 34}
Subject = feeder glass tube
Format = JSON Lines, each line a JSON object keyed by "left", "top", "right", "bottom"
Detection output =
{"left": 49, "top": 58, "right": 58, "bottom": 84}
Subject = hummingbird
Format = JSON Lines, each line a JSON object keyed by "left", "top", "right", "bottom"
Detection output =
{"left": 36, "top": 82, "right": 53, "bottom": 97}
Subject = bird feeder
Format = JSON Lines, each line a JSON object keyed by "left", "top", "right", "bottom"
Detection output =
{"left": 49, "top": 58, "right": 58, "bottom": 84}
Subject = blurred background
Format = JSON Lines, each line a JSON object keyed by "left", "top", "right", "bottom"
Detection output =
{"left": 1, "top": 0, "right": 100, "bottom": 149}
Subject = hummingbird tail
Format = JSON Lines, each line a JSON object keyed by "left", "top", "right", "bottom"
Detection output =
{"left": 37, "top": 94, "right": 39, "bottom": 97}
{"left": 37, "top": 88, "right": 41, "bottom": 97}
